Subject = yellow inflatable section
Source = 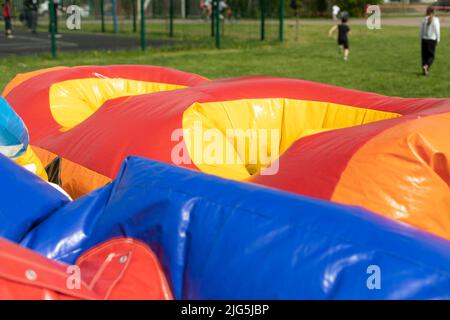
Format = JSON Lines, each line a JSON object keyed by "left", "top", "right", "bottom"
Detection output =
{"left": 50, "top": 78, "right": 186, "bottom": 130}
{"left": 182, "top": 98, "right": 400, "bottom": 180}
{"left": 15, "top": 146, "right": 48, "bottom": 180}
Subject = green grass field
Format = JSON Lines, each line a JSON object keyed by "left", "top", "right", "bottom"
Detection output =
{"left": 1, "top": 23, "right": 449, "bottom": 98}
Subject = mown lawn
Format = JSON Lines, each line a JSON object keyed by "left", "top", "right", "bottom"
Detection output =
{"left": 1, "top": 23, "right": 449, "bottom": 98}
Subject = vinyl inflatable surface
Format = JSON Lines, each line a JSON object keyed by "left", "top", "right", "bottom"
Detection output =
{"left": 2, "top": 154, "right": 450, "bottom": 299}
{"left": 1, "top": 65, "right": 450, "bottom": 299}
{"left": 0, "top": 97, "right": 47, "bottom": 179}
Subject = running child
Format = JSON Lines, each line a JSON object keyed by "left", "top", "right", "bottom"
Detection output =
{"left": 329, "top": 15, "right": 351, "bottom": 61}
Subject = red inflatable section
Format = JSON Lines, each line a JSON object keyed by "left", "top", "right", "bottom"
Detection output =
{"left": 5, "top": 65, "right": 207, "bottom": 141}
{"left": 0, "top": 238, "right": 172, "bottom": 300}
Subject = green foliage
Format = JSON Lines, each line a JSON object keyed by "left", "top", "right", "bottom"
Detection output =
{"left": 336, "top": 0, "right": 383, "bottom": 17}
{"left": 227, "top": 0, "right": 282, "bottom": 18}
{"left": 120, "top": 0, "right": 134, "bottom": 16}
{"left": 287, "top": 0, "right": 383, "bottom": 17}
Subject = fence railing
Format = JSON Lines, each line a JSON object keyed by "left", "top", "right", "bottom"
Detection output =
{"left": 7, "top": 0, "right": 286, "bottom": 57}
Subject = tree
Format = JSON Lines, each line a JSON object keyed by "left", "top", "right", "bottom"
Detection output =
{"left": 335, "top": 0, "right": 383, "bottom": 17}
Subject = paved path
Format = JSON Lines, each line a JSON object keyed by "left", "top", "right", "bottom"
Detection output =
{"left": 0, "top": 31, "right": 173, "bottom": 57}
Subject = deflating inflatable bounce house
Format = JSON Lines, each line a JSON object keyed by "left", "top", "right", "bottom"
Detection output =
{"left": 1, "top": 65, "right": 450, "bottom": 299}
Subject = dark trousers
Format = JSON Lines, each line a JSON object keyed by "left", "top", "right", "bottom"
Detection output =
{"left": 25, "top": 10, "right": 37, "bottom": 32}
{"left": 4, "top": 17, "right": 12, "bottom": 34}
{"left": 421, "top": 39, "right": 437, "bottom": 68}
{"left": 30, "top": 11, "right": 38, "bottom": 33}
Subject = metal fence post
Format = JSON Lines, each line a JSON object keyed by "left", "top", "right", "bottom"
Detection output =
{"left": 181, "top": 0, "right": 186, "bottom": 18}
{"left": 214, "top": 0, "right": 220, "bottom": 48}
{"left": 279, "top": 0, "right": 284, "bottom": 41}
{"left": 132, "top": 0, "right": 137, "bottom": 32}
{"left": 260, "top": 0, "right": 266, "bottom": 41}
{"left": 140, "top": 0, "right": 146, "bottom": 50}
{"left": 49, "top": 0, "right": 57, "bottom": 58}
{"left": 169, "top": 0, "right": 174, "bottom": 37}
{"left": 89, "top": 0, "right": 95, "bottom": 16}
{"left": 211, "top": 2, "right": 215, "bottom": 37}
{"left": 100, "top": 0, "right": 105, "bottom": 32}
{"left": 112, "top": 0, "right": 118, "bottom": 33}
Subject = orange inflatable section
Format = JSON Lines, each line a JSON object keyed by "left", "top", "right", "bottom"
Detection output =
{"left": 2, "top": 67, "right": 68, "bottom": 97}
{"left": 332, "top": 112, "right": 450, "bottom": 239}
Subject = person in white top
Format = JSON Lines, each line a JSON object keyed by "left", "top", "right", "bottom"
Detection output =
{"left": 420, "top": 6, "right": 441, "bottom": 76}
{"left": 328, "top": 3, "right": 341, "bottom": 36}
{"left": 332, "top": 4, "right": 340, "bottom": 22}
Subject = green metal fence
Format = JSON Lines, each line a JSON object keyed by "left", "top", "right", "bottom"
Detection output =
{"left": 7, "top": 0, "right": 286, "bottom": 57}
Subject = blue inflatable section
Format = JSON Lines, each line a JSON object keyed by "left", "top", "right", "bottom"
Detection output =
{"left": 0, "top": 97, "right": 28, "bottom": 159}
{"left": 16, "top": 156, "right": 450, "bottom": 299}
{"left": 0, "top": 155, "right": 69, "bottom": 242}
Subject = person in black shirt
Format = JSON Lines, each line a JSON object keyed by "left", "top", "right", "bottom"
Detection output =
{"left": 329, "top": 16, "right": 351, "bottom": 61}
